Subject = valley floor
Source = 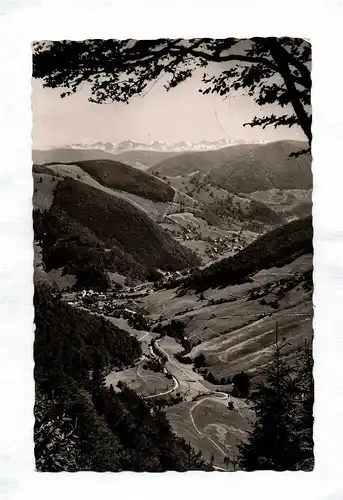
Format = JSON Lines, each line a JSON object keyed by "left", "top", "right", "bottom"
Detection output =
{"left": 61, "top": 251, "right": 312, "bottom": 469}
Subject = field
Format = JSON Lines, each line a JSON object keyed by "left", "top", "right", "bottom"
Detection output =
{"left": 247, "top": 188, "right": 312, "bottom": 220}
{"left": 141, "top": 253, "right": 313, "bottom": 380}
{"left": 105, "top": 364, "right": 175, "bottom": 398}
{"left": 166, "top": 396, "right": 254, "bottom": 469}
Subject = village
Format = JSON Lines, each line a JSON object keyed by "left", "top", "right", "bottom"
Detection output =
{"left": 63, "top": 287, "right": 152, "bottom": 331}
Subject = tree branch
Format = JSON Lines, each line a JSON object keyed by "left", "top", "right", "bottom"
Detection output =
{"left": 256, "top": 37, "right": 311, "bottom": 89}
{"left": 169, "top": 46, "right": 278, "bottom": 71}
{"left": 121, "top": 39, "right": 184, "bottom": 66}
{"left": 263, "top": 38, "right": 312, "bottom": 143}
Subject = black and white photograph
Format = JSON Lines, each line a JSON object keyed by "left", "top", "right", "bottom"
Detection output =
{"left": 31, "top": 37, "right": 313, "bottom": 472}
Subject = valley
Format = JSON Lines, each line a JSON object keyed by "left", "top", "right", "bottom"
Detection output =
{"left": 29, "top": 33, "right": 318, "bottom": 474}
{"left": 33, "top": 140, "right": 313, "bottom": 471}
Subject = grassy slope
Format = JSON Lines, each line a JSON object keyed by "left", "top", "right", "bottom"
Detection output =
{"left": 184, "top": 216, "right": 312, "bottom": 291}
{"left": 247, "top": 189, "right": 312, "bottom": 221}
{"left": 140, "top": 250, "right": 312, "bottom": 465}
{"left": 33, "top": 164, "right": 58, "bottom": 176}
{"left": 35, "top": 207, "right": 148, "bottom": 283}
{"left": 166, "top": 397, "right": 253, "bottom": 468}
{"left": 142, "top": 252, "right": 312, "bottom": 384}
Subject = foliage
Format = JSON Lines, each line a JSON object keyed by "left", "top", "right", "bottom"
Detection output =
{"left": 202, "top": 370, "right": 231, "bottom": 386}
{"left": 94, "top": 384, "right": 211, "bottom": 471}
{"left": 33, "top": 164, "right": 55, "bottom": 175}
{"left": 205, "top": 140, "right": 312, "bottom": 192}
{"left": 152, "top": 319, "right": 186, "bottom": 341}
{"left": 33, "top": 38, "right": 311, "bottom": 146}
{"left": 34, "top": 284, "right": 141, "bottom": 391}
{"left": 73, "top": 261, "right": 111, "bottom": 291}
{"left": 205, "top": 372, "right": 217, "bottom": 384}
{"left": 237, "top": 327, "right": 314, "bottom": 471}
{"left": 201, "top": 193, "right": 285, "bottom": 233}
{"left": 194, "top": 353, "right": 206, "bottom": 369}
{"left": 174, "top": 353, "right": 193, "bottom": 364}
{"left": 232, "top": 372, "right": 251, "bottom": 397}
{"left": 154, "top": 394, "right": 184, "bottom": 408}
{"left": 34, "top": 392, "right": 81, "bottom": 471}
{"left": 34, "top": 284, "right": 211, "bottom": 471}
{"left": 288, "top": 340, "right": 314, "bottom": 469}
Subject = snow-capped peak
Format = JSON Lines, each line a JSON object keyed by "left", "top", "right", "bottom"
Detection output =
{"left": 67, "top": 138, "right": 267, "bottom": 153}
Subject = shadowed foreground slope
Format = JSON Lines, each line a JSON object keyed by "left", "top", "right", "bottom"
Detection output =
{"left": 34, "top": 284, "right": 210, "bottom": 472}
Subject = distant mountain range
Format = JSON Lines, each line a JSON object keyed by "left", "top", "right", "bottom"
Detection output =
{"left": 66, "top": 138, "right": 267, "bottom": 153}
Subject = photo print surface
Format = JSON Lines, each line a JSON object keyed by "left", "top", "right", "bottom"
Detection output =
{"left": 32, "top": 38, "right": 313, "bottom": 472}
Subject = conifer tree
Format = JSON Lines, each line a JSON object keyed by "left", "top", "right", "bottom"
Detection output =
{"left": 289, "top": 339, "right": 314, "bottom": 470}
{"left": 238, "top": 323, "right": 304, "bottom": 470}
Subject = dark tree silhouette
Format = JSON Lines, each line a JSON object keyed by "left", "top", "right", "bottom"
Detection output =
{"left": 32, "top": 38, "right": 311, "bottom": 148}
{"left": 194, "top": 353, "right": 206, "bottom": 369}
{"left": 237, "top": 324, "right": 314, "bottom": 471}
{"left": 232, "top": 371, "right": 251, "bottom": 397}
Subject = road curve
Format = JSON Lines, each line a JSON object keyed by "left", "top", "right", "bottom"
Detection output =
{"left": 155, "top": 339, "right": 211, "bottom": 394}
{"left": 144, "top": 374, "right": 179, "bottom": 399}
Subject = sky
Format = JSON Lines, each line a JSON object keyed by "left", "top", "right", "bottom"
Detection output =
{"left": 32, "top": 61, "right": 307, "bottom": 149}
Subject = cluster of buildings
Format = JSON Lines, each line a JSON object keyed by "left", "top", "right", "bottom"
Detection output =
{"left": 65, "top": 288, "right": 150, "bottom": 330}
{"left": 204, "top": 235, "right": 245, "bottom": 259}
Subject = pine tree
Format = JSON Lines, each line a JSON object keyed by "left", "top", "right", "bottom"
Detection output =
{"left": 231, "top": 452, "right": 238, "bottom": 471}
{"left": 289, "top": 339, "right": 314, "bottom": 470}
{"left": 238, "top": 323, "right": 302, "bottom": 470}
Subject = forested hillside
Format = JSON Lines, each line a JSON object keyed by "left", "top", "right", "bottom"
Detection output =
{"left": 73, "top": 159, "right": 175, "bottom": 202}
{"left": 205, "top": 141, "right": 311, "bottom": 193}
{"left": 184, "top": 216, "right": 312, "bottom": 292}
{"left": 34, "top": 177, "right": 199, "bottom": 289}
{"left": 34, "top": 284, "right": 210, "bottom": 472}
{"left": 151, "top": 141, "right": 311, "bottom": 194}
{"left": 151, "top": 143, "right": 264, "bottom": 176}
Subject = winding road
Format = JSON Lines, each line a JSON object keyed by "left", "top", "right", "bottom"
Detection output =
{"left": 150, "top": 338, "right": 238, "bottom": 461}
{"left": 144, "top": 374, "right": 179, "bottom": 399}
